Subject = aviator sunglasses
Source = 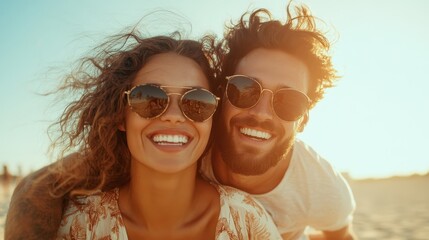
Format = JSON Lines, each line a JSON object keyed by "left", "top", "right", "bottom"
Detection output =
{"left": 225, "top": 75, "right": 310, "bottom": 121}
{"left": 124, "top": 84, "right": 220, "bottom": 122}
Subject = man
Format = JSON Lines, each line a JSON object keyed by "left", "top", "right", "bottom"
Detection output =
{"left": 202, "top": 6, "right": 356, "bottom": 239}
{"left": 5, "top": 4, "right": 355, "bottom": 240}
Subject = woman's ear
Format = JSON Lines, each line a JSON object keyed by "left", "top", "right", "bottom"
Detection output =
{"left": 118, "top": 122, "right": 126, "bottom": 132}
{"left": 296, "top": 112, "right": 309, "bottom": 133}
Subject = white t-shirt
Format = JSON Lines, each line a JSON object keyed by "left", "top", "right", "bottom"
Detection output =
{"left": 200, "top": 139, "right": 356, "bottom": 239}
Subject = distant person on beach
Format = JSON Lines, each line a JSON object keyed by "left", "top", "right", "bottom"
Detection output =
{"left": 6, "top": 3, "right": 356, "bottom": 240}
{"left": 6, "top": 30, "right": 281, "bottom": 239}
{"left": 1, "top": 166, "right": 13, "bottom": 183}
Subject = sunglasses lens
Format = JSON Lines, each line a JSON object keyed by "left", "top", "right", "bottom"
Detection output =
{"left": 129, "top": 85, "right": 168, "bottom": 118}
{"left": 226, "top": 76, "right": 261, "bottom": 108}
{"left": 273, "top": 89, "right": 309, "bottom": 121}
{"left": 181, "top": 89, "right": 218, "bottom": 122}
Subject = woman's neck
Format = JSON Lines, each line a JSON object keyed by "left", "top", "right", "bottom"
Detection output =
{"left": 118, "top": 157, "right": 221, "bottom": 239}
{"left": 119, "top": 163, "right": 199, "bottom": 231}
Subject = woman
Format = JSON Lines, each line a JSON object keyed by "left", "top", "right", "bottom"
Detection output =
{"left": 51, "top": 30, "right": 281, "bottom": 239}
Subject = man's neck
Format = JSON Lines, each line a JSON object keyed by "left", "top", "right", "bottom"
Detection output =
{"left": 212, "top": 146, "right": 293, "bottom": 194}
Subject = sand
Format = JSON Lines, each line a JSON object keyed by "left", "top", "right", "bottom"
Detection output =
{"left": 0, "top": 175, "right": 428, "bottom": 239}
{"left": 349, "top": 175, "right": 429, "bottom": 239}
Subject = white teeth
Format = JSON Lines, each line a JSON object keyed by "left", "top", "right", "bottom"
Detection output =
{"left": 152, "top": 134, "right": 189, "bottom": 145}
{"left": 240, "top": 128, "right": 272, "bottom": 140}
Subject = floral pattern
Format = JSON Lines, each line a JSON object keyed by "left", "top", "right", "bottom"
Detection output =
{"left": 56, "top": 185, "right": 281, "bottom": 239}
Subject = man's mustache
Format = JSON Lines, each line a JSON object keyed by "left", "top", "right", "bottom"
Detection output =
{"left": 233, "top": 116, "right": 277, "bottom": 132}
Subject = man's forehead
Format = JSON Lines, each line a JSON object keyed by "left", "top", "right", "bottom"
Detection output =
{"left": 234, "top": 48, "right": 309, "bottom": 92}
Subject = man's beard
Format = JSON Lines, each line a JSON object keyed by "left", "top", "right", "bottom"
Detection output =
{"left": 215, "top": 115, "right": 295, "bottom": 176}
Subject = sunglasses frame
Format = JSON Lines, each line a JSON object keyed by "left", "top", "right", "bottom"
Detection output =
{"left": 225, "top": 75, "right": 311, "bottom": 121}
{"left": 124, "top": 84, "right": 220, "bottom": 122}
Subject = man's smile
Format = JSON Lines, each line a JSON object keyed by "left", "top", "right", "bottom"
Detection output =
{"left": 239, "top": 127, "right": 272, "bottom": 140}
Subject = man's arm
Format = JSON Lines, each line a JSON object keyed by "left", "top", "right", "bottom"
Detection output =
{"left": 5, "top": 165, "right": 65, "bottom": 240}
{"left": 5, "top": 153, "right": 82, "bottom": 240}
{"left": 308, "top": 225, "right": 356, "bottom": 240}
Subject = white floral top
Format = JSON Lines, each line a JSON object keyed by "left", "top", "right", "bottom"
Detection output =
{"left": 57, "top": 184, "right": 282, "bottom": 239}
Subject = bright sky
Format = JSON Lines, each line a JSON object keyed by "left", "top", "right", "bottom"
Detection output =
{"left": 1, "top": 0, "right": 428, "bottom": 179}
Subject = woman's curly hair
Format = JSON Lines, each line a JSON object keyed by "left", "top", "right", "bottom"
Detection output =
{"left": 45, "top": 30, "right": 216, "bottom": 197}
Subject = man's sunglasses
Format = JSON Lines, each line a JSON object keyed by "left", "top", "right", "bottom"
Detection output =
{"left": 225, "top": 75, "right": 310, "bottom": 121}
{"left": 124, "top": 84, "right": 220, "bottom": 122}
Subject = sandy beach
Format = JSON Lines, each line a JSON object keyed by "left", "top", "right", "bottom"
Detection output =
{"left": 349, "top": 174, "right": 429, "bottom": 239}
{"left": 0, "top": 174, "right": 428, "bottom": 239}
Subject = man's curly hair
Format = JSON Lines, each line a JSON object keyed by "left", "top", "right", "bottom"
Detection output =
{"left": 214, "top": 4, "right": 338, "bottom": 108}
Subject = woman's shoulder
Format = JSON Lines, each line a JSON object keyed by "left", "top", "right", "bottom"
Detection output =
{"left": 57, "top": 188, "right": 127, "bottom": 239}
{"left": 215, "top": 184, "right": 266, "bottom": 213}
{"left": 214, "top": 184, "right": 282, "bottom": 239}
{"left": 65, "top": 188, "right": 119, "bottom": 213}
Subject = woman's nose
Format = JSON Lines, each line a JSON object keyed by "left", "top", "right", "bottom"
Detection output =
{"left": 159, "top": 94, "right": 186, "bottom": 123}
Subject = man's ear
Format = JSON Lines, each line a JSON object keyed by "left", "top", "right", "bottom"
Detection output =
{"left": 296, "top": 112, "right": 309, "bottom": 133}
